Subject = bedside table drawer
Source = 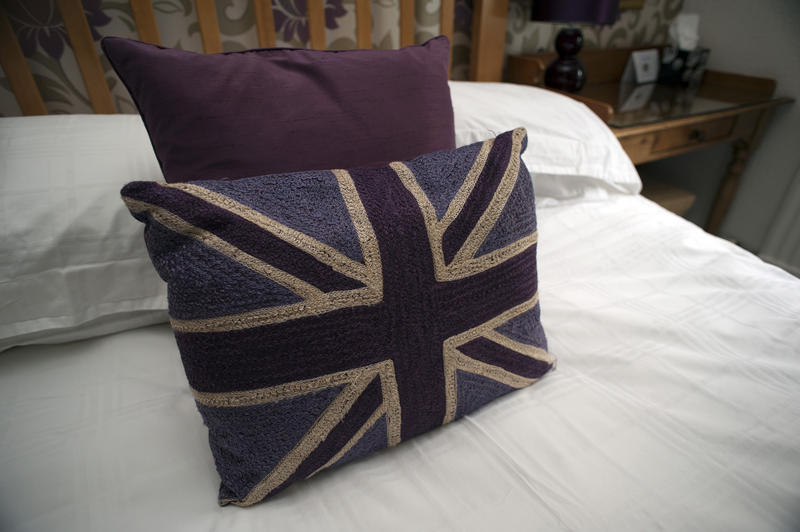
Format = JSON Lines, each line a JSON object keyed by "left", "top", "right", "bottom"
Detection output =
{"left": 619, "top": 134, "right": 658, "bottom": 163}
{"left": 651, "top": 117, "right": 735, "bottom": 153}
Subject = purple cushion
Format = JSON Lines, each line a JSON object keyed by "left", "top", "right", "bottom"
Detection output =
{"left": 122, "top": 128, "right": 552, "bottom": 506}
{"left": 102, "top": 36, "right": 455, "bottom": 183}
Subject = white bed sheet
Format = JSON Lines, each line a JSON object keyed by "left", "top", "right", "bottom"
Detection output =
{"left": 2, "top": 195, "right": 799, "bottom": 532}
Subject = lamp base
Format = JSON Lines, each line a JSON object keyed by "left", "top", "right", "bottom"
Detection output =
{"left": 545, "top": 28, "right": 586, "bottom": 92}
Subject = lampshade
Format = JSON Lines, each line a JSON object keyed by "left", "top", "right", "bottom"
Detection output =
{"left": 531, "top": 0, "right": 618, "bottom": 25}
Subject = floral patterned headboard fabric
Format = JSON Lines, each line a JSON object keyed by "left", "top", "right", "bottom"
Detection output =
{"left": 0, "top": 0, "right": 682, "bottom": 117}
{"left": 0, "top": 0, "right": 474, "bottom": 116}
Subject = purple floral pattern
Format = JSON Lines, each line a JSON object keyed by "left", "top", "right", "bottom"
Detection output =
{"left": 0, "top": 0, "right": 680, "bottom": 114}
{"left": 5, "top": 0, "right": 111, "bottom": 59}
{"left": 273, "top": 0, "right": 347, "bottom": 45}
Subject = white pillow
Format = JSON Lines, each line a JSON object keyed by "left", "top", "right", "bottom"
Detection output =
{"left": 0, "top": 114, "right": 168, "bottom": 352}
{"left": 448, "top": 81, "right": 641, "bottom": 202}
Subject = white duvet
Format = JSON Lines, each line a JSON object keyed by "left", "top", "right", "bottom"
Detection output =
{"left": 2, "top": 194, "right": 799, "bottom": 532}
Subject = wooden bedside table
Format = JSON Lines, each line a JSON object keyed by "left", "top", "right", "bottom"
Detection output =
{"left": 506, "top": 49, "right": 793, "bottom": 234}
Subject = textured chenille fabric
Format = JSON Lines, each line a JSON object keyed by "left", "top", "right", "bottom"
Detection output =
{"left": 102, "top": 36, "right": 455, "bottom": 183}
{"left": 122, "top": 128, "right": 553, "bottom": 506}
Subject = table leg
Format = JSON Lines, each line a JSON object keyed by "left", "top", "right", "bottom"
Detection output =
{"left": 705, "top": 108, "right": 774, "bottom": 235}
{"left": 705, "top": 139, "right": 749, "bottom": 235}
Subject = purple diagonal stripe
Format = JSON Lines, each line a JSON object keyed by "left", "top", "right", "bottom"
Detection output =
{"left": 198, "top": 385, "right": 343, "bottom": 500}
{"left": 122, "top": 181, "right": 364, "bottom": 292}
{"left": 457, "top": 336, "right": 552, "bottom": 380}
{"left": 275, "top": 375, "right": 383, "bottom": 496}
{"left": 332, "top": 415, "right": 387, "bottom": 468}
{"left": 144, "top": 219, "right": 303, "bottom": 319}
{"left": 441, "top": 130, "right": 514, "bottom": 264}
{"left": 476, "top": 163, "right": 537, "bottom": 257}
{"left": 405, "top": 141, "right": 483, "bottom": 219}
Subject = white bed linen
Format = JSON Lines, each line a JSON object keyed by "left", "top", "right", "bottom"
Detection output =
{"left": 2, "top": 195, "right": 799, "bottom": 532}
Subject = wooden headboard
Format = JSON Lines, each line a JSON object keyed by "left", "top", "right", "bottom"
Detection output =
{"left": 0, "top": 0, "right": 510, "bottom": 117}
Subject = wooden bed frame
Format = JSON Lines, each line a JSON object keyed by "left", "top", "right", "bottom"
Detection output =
{"left": 0, "top": 0, "right": 510, "bottom": 116}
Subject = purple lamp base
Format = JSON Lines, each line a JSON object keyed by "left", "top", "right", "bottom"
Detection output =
{"left": 545, "top": 28, "right": 586, "bottom": 92}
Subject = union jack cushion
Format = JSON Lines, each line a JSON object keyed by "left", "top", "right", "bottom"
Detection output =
{"left": 122, "top": 127, "right": 553, "bottom": 506}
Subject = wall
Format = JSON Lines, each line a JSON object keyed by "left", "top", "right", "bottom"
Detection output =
{"left": 638, "top": 0, "right": 800, "bottom": 268}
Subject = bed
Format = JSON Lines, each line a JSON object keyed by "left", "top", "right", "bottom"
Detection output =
{"left": 2, "top": 2, "right": 800, "bottom": 531}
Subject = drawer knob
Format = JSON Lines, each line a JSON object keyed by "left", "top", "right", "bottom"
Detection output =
{"left": 689, "top": 128, "right": 706, "bottom": 142}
